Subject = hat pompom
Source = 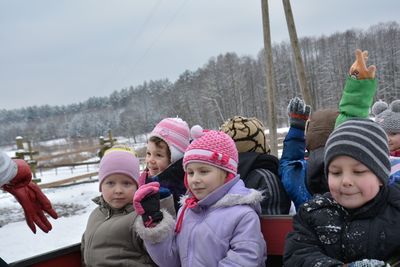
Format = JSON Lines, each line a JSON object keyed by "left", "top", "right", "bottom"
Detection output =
{"left": 372, "top": 100, "right": 389, "bottom": 116}
{"left": 390, "top": 100, "right": 400, "bottom": 113}
{"left": 190, "top": 125, "right": 204, "bottom": 140}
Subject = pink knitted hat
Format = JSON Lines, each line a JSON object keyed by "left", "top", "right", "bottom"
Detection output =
{"left": 98, "top": 147, "right": 140, "bottom": 191}
{"left": 149, "top": 117, "right": 190, "bottom": 163}
{"left": 183, "top": 125, "right": 238, "bottom": 175}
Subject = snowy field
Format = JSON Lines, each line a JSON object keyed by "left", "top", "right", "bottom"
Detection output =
{"left": 0, "top": 169, "right": 100, "bottom": 263}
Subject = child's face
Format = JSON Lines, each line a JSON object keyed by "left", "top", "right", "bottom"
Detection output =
{"left": 101, "top": 174, "right": 137, "bottom": 209}
{"left": 328, "top": 155, "right": 382, "bottom": 209}
{"left": 145, "top": 141, "right": 170, "bottom": 177}
{"left": 186, "top": 162, "right": 227, "bottom": 200}
{"left": 388, "top": 132, "right": 400, "bottom": 152}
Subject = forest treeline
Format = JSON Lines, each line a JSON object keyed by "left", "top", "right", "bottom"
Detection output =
{"left": 1, "top": 21, "right": 399, "bottom": 146}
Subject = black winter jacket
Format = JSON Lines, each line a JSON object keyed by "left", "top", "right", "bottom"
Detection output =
{"left": 238, "top": 152, "right": 291, "bottom": 215}
{"left": 284, "top": 185, "right": 400, "bottom": 266}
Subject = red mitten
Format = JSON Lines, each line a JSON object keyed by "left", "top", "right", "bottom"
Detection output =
{"left": 3, "top": 160, "right": 58, "bottom": 233}
{"left": 133, "top": 182, "right": 163, "bottom": 227}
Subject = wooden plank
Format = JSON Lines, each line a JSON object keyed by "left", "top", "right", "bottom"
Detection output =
{"left": 39, "top": 172, "right": 98, "bottom": 189}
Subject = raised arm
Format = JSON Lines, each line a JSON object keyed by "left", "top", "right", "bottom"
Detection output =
{"left": 335, "top": 49, "right": 377, "bottom": 127}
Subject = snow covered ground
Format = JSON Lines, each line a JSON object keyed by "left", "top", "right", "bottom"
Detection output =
{"left": 0, "top": 169, "right": 100, "bottom": 263}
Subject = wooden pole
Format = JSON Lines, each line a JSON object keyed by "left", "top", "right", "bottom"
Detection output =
{"left": 261, "top": 0, "right": 278, "bottom": 156}
{"left": 282, "top": 0, "right": 314, "bottom": 107}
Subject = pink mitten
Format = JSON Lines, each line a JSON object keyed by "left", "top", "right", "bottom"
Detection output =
{"left": 133, "top": 182, "right": 163, "bottom": 227}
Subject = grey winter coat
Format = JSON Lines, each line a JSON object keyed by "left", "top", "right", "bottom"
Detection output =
{"left": 284, "top": 185, "right": 400, "bottom": 266}
{"left": 136, "top": 176, "right": 267, "bottom": 267}
{"left": 81, "top": 196, "right": 157, "bottom": 267}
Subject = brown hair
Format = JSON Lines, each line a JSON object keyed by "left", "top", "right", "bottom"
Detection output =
{"left": 149, "top": 136, "right": 171, "bottom": 162}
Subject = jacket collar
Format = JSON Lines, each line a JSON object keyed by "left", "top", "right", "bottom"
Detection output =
{"left": 179, "top": 176, "right": 263, "bottom": 213}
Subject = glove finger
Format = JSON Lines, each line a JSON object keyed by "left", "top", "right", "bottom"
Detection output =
{"left": 140, "top": 181, "right": 160, "bottom": 189}
{"left": 44, "top": 207, "right": 58, "bottom": 219}
{"left": 305, "top": 105, "right": 311, "bottom": 116}
{"left": 367, "top": 65, "right": 376, "bottom": 78}
{"left": 24, "top": 214, "right": 37, "bottom": 234}
{"left": 134, "top": 186, "right": 159, "bottom": 201}
{"left": 33, "top": 186, "right": 58, "bottom": 219}
{"left": 28, "top": 183, "right": 58, "bottom": 219}
{"left": 355, "top": 49, "right": 368, "bottom": 71}
{"left": 33, "top": 210, "right": 52, "bottom": 233}
{"left": 134, "top": 182, "right": 160, "bottom": 202}
{"left": 287, "top": 99, "right": 294, "bottom": 114}
{"left": 288, "top": 97, "right": 299, "bottom": 113}
{"left": 362, "top": 50, "right": 369, "bottom": 62}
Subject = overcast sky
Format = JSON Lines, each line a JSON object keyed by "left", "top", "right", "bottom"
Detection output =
{"left": 1, "top": 0, "right": 399, "bottom": 110}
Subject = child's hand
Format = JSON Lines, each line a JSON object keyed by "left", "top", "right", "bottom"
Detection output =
{"left": 133, "top": 182, "right": 163, "bottom": 227}
{"left": 349, "top": 49, "right": 376, "bottom": 80}
{"left": 287, "top": 97, "right": 311, "bottom": 130}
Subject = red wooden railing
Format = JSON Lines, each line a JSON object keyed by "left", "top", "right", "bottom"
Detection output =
{"left": 9, "top": 215, "right": 293, "bottom": 267}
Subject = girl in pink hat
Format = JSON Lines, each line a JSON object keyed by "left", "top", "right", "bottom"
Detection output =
{"left": 133, "top": 126, "right": 266, "bottom": 267}
{"left": 139, "top": 117, "right": 190, "bottom": 214}
{"left": 81, "top": 146, "right": 157, "bottom": 267}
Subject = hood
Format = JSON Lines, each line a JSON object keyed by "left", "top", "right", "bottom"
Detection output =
{"left": 306, "top": 147, "right": 329, "bottom": 195}
{"left": 238, "top": 152, "right": 279, "bottom": 178}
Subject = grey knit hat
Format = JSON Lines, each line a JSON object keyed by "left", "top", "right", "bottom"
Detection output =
{"left": 324, "top": 118, "right": 390, "bottom": 185}
{"left": 372, "top": 100, "right": 400, "bottom": 133}
{"left": 0, "top": 152, "right": 17, "bottom": 187}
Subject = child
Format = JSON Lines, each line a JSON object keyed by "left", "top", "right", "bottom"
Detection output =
{"left": 220, "top": 115, "right": 291, "bottom": 215}
{"left": 81, "top": 146, "right": 156, "bottom": 267}
{"left": 280, "top": 98, "right": 338, "bottom": 209}
{"left": 140, "top": 117, "right": 190, "bottom": 213}
{"left": 134, "top": 126, "right": 267, "bottom": 267}
{"left": 372, "top": 100, "right": 400, "bottom": 156}
{"left": 283, "top": 119, "right": 400, "bottom": 266}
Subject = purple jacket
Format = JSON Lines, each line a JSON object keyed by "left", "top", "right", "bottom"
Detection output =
{"left": 136, "top": 176, "right": 267, "bottom": 267}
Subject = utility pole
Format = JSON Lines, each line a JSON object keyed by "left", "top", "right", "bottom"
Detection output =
{"left": 282, "top": 0, "right": 314, "bottom": 107}
{"left": 261, "top": 0, "right": 278, "bottom": 157}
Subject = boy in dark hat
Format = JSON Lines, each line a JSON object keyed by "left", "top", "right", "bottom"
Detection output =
{"left": 280, "top": 49, "right": 377, "bottom": 210}
{"left": 284, "top": 119, "right": 400, "bottom": 266}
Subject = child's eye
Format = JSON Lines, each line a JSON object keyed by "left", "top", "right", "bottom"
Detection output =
{"left": 106, "top": 181, "right": 115, "bottom": 185}
{"left": 329, "top": 170, "right": 341, "bottom": 176}
{"left": 146, "top": 151, "right": 151, "bottom": 156}
{"left": 200, "top": 170, "right": 209, "bottom": 174}
{"left": 354, "top": 170, "right": 368, "bottom": 175}
{"left": 187, "top": 171, "right": 194, "bottom": 176}
{"left": 157, "top": 153, "right": 164, "bottom": 157}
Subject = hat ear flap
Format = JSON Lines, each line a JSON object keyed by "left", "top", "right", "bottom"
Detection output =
{"left": 372, "top": 100, "right": 389, "bottom": 116}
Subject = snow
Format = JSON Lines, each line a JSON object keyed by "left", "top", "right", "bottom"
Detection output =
{"left": 0, "top": 178, "right": 99, "bottom": 263}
